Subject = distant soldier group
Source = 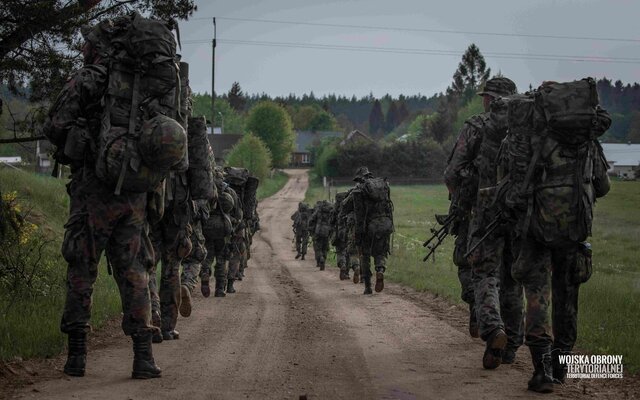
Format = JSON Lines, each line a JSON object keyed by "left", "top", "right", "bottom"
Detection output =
{"left": 43, "top": 13, "right": 260, "bottom": 379}
{"left": 292, "top": 167, "right": 394, "bottom": 295}
{"left": 443, "top": 76, "right": 611, "bottom": 393}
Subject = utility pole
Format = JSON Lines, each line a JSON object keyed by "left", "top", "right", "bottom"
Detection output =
{"left": 211, "top": 17, "right": 217, "bottom": 130}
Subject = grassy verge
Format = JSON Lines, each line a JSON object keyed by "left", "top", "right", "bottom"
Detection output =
{"left": 304, "top": 176, "right": 640, "bottom": 372}
{"left": 0, "top": 167, "right": 120, "bottom": 361}
{"left": 257, "top": 170, "right": 289, "bottom": 200}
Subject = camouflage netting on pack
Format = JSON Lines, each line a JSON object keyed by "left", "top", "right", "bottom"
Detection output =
{"left": 187, "top": 116, "right": 215, "bottom": 200}
{"left": 171, "top": 61, "right": 192, "bottom": 172}
{"left": 313, "top": 201, "right": 334, "bottom": 237}
{"left": 243, "top": 176, "right": 259, "bottom": 220}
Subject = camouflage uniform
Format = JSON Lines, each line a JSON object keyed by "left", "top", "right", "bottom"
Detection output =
{"left": 46, "top": 64, "right": 155, "bottom": 338}
{"left": 344, "top": 168, "right": 393, "bottom": 294}
{"left": 291, "top": 203, "right": 311, "bottom": 259}
{"left": 443, "top": 112, "right": 486, "bottom": 326}
{"left": 308, "top": 201, "right": 334, "bottom": 270}
{"left": 148, "top": 173, "right": 192, "bottom": 338}
{"left": 180, "top": 201, "right": 209, "bottom": 294}
{"left": 343, "top": 202, "right": 361, "bottom": 282}
{"left": 332, "top": 192, "right": 350, "bottom": 280}
{"left": 224, "top": 187, "right": 244, "bottom": 293}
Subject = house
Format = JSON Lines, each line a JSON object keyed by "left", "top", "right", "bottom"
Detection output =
{"left": 601, "top": 143, "right": 640, "bottom": 179}
{"left": 291, "top": 130, "right": 343, "bottom": 166}
{"left": 339, "top": 130, "right": 374, "bottom": 147}
{"left": 207, "top": 133, "right": 243, "bottom": 165}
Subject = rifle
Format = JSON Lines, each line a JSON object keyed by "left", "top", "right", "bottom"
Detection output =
{"left": 422, "top": 213, "right": 455, "bottom": 262}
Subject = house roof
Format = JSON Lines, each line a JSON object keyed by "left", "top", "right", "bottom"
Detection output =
{"left": 295, "top": 130, "right": 343, "bottom": 153}
{"left": 601, "top": 143, "right": 640, "bottom": 167}
{"left": 208, "top": 134, "right": 243, "bottom": 159}
{"left": 340, "top": 130, "right": 374, "bottom": 146}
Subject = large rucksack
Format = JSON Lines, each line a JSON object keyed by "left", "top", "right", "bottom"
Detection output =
{"left": 187, "top": 116, "right": 216, "bottom": 200}
{"left": 503, "top": 79, "right": 611, "bottom": 247}
{"left": 361, "top": 177, "right": 394, "bottom": 236}
{"left": 93, "top": 13, "right": 186, "bottom": 194}
{"left": 313, "top": 201, "right": 334, "bottom": 237}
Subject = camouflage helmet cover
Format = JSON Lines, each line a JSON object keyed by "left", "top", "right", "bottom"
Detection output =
{"left": 477, "top": 77, "right": 517, "bottom": 98}
{"left": 353, "top": 166, "right": 374, "bottom": 182}
{"left": 138, "top": 113, "right": 187, "bottom": 171}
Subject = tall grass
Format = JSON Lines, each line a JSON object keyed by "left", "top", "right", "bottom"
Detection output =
{"left": 305, "top": 178, "right": 640, "bottom": 372}
{"left": 256, "top": 170, "right": 289, "bottom": 200}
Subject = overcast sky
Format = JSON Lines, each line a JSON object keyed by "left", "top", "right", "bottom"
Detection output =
{"left": 177, "top": 0, "right": 640, "bottom": 98}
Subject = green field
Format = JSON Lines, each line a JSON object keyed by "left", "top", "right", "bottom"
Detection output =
{"left": 304, "top": 178, "right": 640, "bottom": 372}
{"left": 0, "top": 167, "right": 288, "bottom": 361}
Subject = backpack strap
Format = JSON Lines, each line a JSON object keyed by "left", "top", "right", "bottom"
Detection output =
{"left": 520, "top": 131, "right": 548, "bottom": 238}
{"left": 114, "top": 69, "right": 141, "bottom": 195}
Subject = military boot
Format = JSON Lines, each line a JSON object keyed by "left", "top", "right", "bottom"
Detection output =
{"left": 374, "top": 267, "right": 384, "bottom": 292}
{"left": 131, "top": 332, "right": 162, "bottom": 379}
{"left": 226, "top": 279, "right": 236, "bottom": 294}
{"left": 214, "top": 279, "right": 226, "bottom": 297}
{"left": 200, "top": 275, "right": 211, "bottom": 298}
{"left": 503, "top": 347, "right": 518, "bottom": 364}
{"left": 528, "top": 349, "right": 554, "bottom": 393}
{"left": 63, "top": 332, "right": 87, "bottom": 377}
{"left": 352, "top": 267, "right": 360, "bottom": 284}
{"left": 551, "top": 348, "right": 569, "bottom": 383}
{"left": 161, "top": 329, "right": 179, "bottom": 340}
{"left": 151, "top": 311, "right": 163, "bottom": 343}
{"left": 319, "top": 261, "right": 325, "bottom": 271}
{"left": 301, "top": 253, "right": 305, "bottom": 260}
{"left": 295, "top": 253, "right": 301, "bottom": 259}
{"left": 483, "top": 328, "right": 507, "bottom": 369}
{"left": 363, "top": 276, "right": 373, "bottom": 295}
{"left": 468, "top": 303, "right": 479, "bottom": 338}
{"left": 179, "top": 285, "right": 192, "bottom": 318}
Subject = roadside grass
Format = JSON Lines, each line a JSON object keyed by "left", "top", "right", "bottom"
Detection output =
{"left": 0, "top": 167, "right": 121, "bottom": 361}
{"left": 257, "top": 170, "right": 289, "bottom": 200}
{"left": 304, "top": 177, "right": 640, "bottom": 372}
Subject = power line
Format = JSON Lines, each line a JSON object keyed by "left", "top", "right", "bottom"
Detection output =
{"left": 189, "top": 16, "right": 640, "bottom": 43}
{"left": 180, "top": 38, "right": 640, "bottom": 64}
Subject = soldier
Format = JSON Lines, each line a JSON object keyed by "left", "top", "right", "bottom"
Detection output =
{"left": 308, "top": 200, "right": 334, "bottom": 270}
{"left": 43, "top": 17, "right": 177, "bottom": 379}
{"left": 332, "top": 192, "right": 351, "bottom": 280}
{"left": 178, "top": 199, "right": 209, "bottom": 314}
{"left": 465, "top": 78, "right": 523, "bottom": 370}
{"left": 444, "top": 78, "right": 516, "bottom": 338}
{"left": 343, "top": 167, "right": 394, "bottom": 295}
{"left": 200, "top": 168, "right": 241, "bottom": 298}
{"left": 291, "top": 202, "right": 311, "bottom": 260}
{"left": 223, "top": 168, "right": 247, "bottom": 294}
{"left": 342, "top": 192, "right": 362, "bottom": 284}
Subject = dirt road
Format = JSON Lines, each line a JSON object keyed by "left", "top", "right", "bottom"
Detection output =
{"left": 11, "top": 169, "right": 627, "bottom": 399}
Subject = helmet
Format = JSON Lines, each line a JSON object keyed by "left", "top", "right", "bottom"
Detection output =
{"left": 353, "top": 166, "right": 373, "bottom": 182}
{"left": 477, "top": 77, "right": 517, "bottom": 98}
{"left": 219, "top": 191, "right": 235, "bottom": 214}
{"left": 138, "top": 114, "right": 187, "bottom": 171}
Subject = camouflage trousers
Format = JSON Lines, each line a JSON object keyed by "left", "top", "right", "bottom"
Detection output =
{"left": 360, "top": 232, "right": 389, "bottom": 279}
{"left": 227, "top": 231, "right": 246, "bottom": 282}
{"left": 181, "top": 220, "right": 207, "bottom": 294}
{"left": 453, "top": 222, "right": 475, "bottom": 307}
{"left": 335, "top": 241, "right": 350, "bottom": 274}
{"left": 511, "top": 237, "right": 553, "bottom": 352}
{"left": 60, "top": 177, "right": 155, "bottom": 336}
{"left": 149, "top": 200, "right": 191, "bottom": 332}
{"left": 549, "top": 245, "right": 582, "bottom": 352}
{"left": 295, "top": 230, "right": 309, "bottom": 256}
{"left": 312, "top": 235, "right": 330, "bottom": 266}
{"left": 347, "top": 237, "right": 361, "bottom": 273}
{"left": 471, "top": 235, "right": 524, "bottom": 349}
{"left": 200, "top": 216, "right": 228, "bottom": 283}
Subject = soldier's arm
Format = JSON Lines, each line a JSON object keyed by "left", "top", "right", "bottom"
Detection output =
{"left": 592, "top": 141, "right": 611, "bottom": 198}
{"left": 444, "top": 122, "right": 481, "bottom": 193}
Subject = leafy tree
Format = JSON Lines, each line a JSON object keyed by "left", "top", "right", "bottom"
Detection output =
{"left": 0, "top": 0, "right": 196, "bottom": 102}
{"left": 226, "top": 134, "right": 271, "bottom": 180}
{"left": 289, "top": 104, "right": 336, "bottom": 131}
{"left": 245, "top": 101, "right": 295, "bottom": 168}
{"left": 191, "top": 95, "right": 245, "bottom": 134}
{"left": 368, "top": 99, "right": 384, "bottom": 137}
{"left": 451, "top": 43, "right": 491, "bottom": 102}
{"left": 228, "top": 82, "right": 246, "bottom": 112}
{"left": 397, "top": 99, "right": 410, "bottom": 123}
{"left": 627, "top": 111, "right": 640, "bottom": 143}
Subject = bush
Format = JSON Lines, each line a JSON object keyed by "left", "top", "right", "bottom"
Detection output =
{"left": 226, "top": 134, "right": 272, "bottom": 180}
{"left": 246, "top": 101, "right": 295, "bottom": 168}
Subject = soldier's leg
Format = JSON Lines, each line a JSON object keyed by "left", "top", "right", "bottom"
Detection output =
{"left": 106, "top": 194, "right": 161, "bottom": 379}
{"left": 318, "top": 237, "right": 328, "bottom": 270}
{"left": 348, "top": 242, "right": 360, "bottom": 284}
{"left": 550, "top": 246, "right": 581, "bottom": 383}
{"left": 336, "top": 245, "right": 348, "bottom": 280}
{"left": 360, "top": 237, "right": 373, "bottom": 294}
{"left": 300, "top": 232, "right": 308, "bottom": 259}
{"left": 159, "top": 218, "right": 184, "bottom": 340}
{"left": 372, "top": 235, "right": 389, "bottom": 293}
{"left": 60, "top": 186, "right": 112, "bottom": 377}
{"left": 295, "top": 233, "right": 302, "bottom": 257}
{"left": 454, "top": 225, "right": 478, "bottom": 338}
{"left": 512, "top": 237, "right": 554, "bottom": 393}
{"left": 227, "top": 236, "right": 244, "bottom": 293}
{"left": 179, "top": 223, "right": 206, "bottom": 317}
{"left": 471, "top": 236, "right": 507, "bottom": 369}
{"left": 500, "top": 238, "right": 524, "bottom": 364}
{"left": 147, "top": 224, "right": 162, "bottom": 335}
{"left": 212, "top": 239, "right": 227, "bottom": 297}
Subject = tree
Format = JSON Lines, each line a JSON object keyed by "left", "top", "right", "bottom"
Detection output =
{"left": 384, "top": 101, "right": 400, "bottom": 134}
{"left": 245, "top": 101, "right": 295, "bottom": 168}
{"left": 226, "top": 134, "right": 272, "bottom": 180}
{"left": 0, "top": 0, "right": 196, "bottom": 102}
{"left": 451, "top": 43, "right": 491, "bottom": 102}
{"left": 397, "top": 99, "right": 410, "bottom": 123}
{"left": 228, "top": 82, "right": 246, "bottom": 112}
{"left": 368, "top": 99, "right": 384, "bottom": 137}
{"left": 627, "top": 110, "right": 640, "bottom": 143}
